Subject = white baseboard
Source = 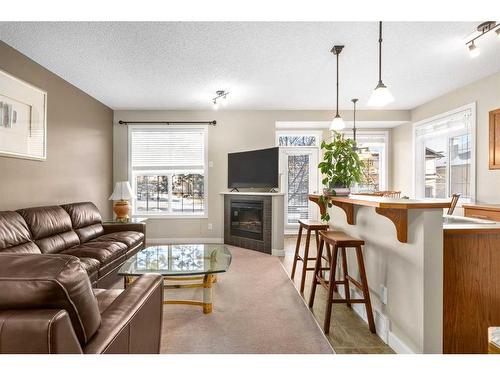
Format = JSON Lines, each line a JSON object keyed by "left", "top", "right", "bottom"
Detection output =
{"left": 388, "top": 332, "right": 415, "bottom": 354}
{"left": 272, "top": 248, "right": 285, "bottom": 256}
{"left": 146, "top": 237, "right": 224, "bottom": 245}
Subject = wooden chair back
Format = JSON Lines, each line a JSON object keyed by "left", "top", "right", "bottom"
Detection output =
{"left": 447, "top": 193, "right": 461, "bottom": 215}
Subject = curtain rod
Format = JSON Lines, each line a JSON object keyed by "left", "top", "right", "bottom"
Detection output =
{"left": 118, "top": 120, "right": 216, "bottom": 126}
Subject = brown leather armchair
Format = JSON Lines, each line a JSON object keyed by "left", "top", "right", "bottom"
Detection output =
{"left": 0, "top": 254, "right": 163, "bottom": 354}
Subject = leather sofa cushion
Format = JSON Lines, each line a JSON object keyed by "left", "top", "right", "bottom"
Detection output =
{"left": 61, "top": 202, "right": 104, "bottom": 243}
{"left": 0, "top": 211, "right": 38, "bottom": 251}
{"left": 0, "top": 254, "right": 101, "bottom": 346}
{"left": 97, "top": 254, "right": 127, "bottom": 278}
{"left": 0, "top": 241, "right": 41, "bottom": 254}
{"left": 79, "top": 257, "right": 100, "bottom": 280}
{"left": 17, "top": 206, "right": 80, "bottom": 254}
{"left": 94, "top": 289, "right": 123, "bottom": 314}
{"left": 62, "top": 241, "right": 127, "bottom": 266}
{"left": 92, "top": 231, "right": 145, "bottom": 249}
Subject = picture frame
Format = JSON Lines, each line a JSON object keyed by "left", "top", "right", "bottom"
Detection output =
{"left": 0, "top": 68, "right": 47, "bottom": 161}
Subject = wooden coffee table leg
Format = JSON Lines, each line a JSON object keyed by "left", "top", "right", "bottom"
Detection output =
{"left": 203, "top": 274, "right": 214, "bottom": 314}
{"left": 124, "top": 276, "right": 135, "bottom": 288}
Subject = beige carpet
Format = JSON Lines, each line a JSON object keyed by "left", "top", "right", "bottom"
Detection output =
{"left": 160, "top": 246, "right": 333, "bottom": 354}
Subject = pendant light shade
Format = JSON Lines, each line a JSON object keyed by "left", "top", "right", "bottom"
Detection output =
{"left": 330, "top": 114, "right": 345, "bottom": 131}
{"left": 368, "top": 22, "right": 394, "bottom": 107}
{"left": 329, "top": 45, "right": 345, "bottom": 131}
{"left": 368, "top": 82, "right": 394, "bottom": 107}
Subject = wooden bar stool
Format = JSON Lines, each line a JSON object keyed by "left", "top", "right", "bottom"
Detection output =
{"left": 291, "top": 219, "right": 330, "bottom": 294}
{"left": 308, "top": 230, "right": 376, "bottom": 335}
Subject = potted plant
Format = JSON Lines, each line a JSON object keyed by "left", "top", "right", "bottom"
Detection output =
{"left": 318, "top": 131, "right": 365, "bottom": 221}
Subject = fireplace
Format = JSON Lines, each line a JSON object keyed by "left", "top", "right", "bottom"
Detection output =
{"left": 230, "top": 201, "right": 264, "bottom": 241}
{"left": 224, "top": 195, "right": 272, "bottom": 254}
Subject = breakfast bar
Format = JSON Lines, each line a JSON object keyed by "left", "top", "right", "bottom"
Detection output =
{"left": 309, "top": 194, "right": 450, "bottom": 353}
{"left": 309, "top": 194, "right": 500, "bottom": 354}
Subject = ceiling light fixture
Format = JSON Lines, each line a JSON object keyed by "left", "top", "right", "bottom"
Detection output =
{"left": 465, "top": 21, "right": 499, "bottom": 58}
{"left": 368, "top": 21, "right": 394, "bottom": 107}
{"left": 330, "top": 45, "right": 345, "bottom": 131}
{"left": 212, "top": 90, "right": 229, "bottom": 110}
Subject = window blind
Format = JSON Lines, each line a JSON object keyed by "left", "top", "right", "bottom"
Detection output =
{"left": 131, "top": 128, "right": 205, "bottom": 170}
{"left": 415, "top": 109, "right": 472, "bottom": 138}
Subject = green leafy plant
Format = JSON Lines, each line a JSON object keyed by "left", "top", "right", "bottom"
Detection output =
{"left": 318, "top": 131, "right": 365, "bottom": 222}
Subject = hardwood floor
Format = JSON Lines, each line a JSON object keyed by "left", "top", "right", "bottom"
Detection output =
{"left": 280, "top": 235, "right": 394, "bottom": 354}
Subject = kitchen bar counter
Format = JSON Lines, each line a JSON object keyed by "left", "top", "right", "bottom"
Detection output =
{"left": 309, "top": 193, "right": 445, "bottom": 353}
{"left": 308, "top": 193, "right": 500, "bottom": 353}
{"left": 309, "top": 194, "right": 450, "bottom": 243}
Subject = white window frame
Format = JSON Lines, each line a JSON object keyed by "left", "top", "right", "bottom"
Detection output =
{"left": 127, "top": 124, "right": 209, "bottom": 219}
{"left": 412, "top": 102, "right": 476, "bottom": 203}
{"left": 342, "top": 130, "right": 390, "bottom": 191}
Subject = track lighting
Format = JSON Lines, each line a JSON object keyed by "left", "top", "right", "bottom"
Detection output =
{"left": 468, "top": 41, "right": 480, "bottom": 58}
{"left": 465, "top": 21, "right": 499, "bottom": 58}
{"left": 368, "top": 22, "right": 394, "bottom": 107}
{"left": 212, "top": 90, "right": 229, "bottom": 110}
{"left": 329, "top": 45, "right": 345, "bottom": 131}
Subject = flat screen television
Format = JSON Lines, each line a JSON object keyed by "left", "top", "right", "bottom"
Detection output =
{"left": 228, "top": 147, "right": 279, "bottom": 189}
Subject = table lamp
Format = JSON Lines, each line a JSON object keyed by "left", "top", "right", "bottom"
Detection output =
{"left": 109, "top": 181, "right": 134, "bottom": 222}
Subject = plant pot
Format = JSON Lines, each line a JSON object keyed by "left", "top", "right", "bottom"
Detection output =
{"left": 323, "top": 187, "right": 351, "bottom": 196}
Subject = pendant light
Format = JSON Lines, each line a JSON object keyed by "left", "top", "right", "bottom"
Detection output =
{"left": 330, "top": 45, "right": 346, "bottom": 131}
{"left": 368, "top": 22, "right": 394, "bottom": 107}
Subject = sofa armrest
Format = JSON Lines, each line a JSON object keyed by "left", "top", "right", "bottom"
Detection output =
{"left": 102, "top": 222, "right": 146, "bottom": 236}
{"left": 83, "top": 273, "right": 163, "bottom": 354}
{"left": 0, "top": 309, "right": 83, "bottom": 354}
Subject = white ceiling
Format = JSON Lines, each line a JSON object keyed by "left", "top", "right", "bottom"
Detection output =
{"left": 1, "top": 22, "right": 499, "bottom": 110}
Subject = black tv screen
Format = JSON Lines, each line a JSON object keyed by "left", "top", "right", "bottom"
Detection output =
{"left": 228, "top": 147, "right": 279, "bottom": 188}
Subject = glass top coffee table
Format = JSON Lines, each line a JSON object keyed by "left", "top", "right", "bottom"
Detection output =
{"left": 119, "top": 244, "right": 232, "bottom": 314}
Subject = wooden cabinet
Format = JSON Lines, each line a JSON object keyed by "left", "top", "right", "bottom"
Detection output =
{"left": 490, "top": 108, "right": 500, "bottom": 169}
{"left": 463, "top": 204, "right": 500, "bottom": 221}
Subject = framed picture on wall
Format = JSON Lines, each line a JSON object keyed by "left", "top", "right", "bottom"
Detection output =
{"left": 0, "top": 69, "right": 47, "bottom": 161}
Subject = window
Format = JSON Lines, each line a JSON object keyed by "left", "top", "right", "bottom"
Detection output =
{"left": 343, "top": 131, "right": 389, "bottom": 192}
{"left": 276, "top": 131, "right": 320, "bottom": 147}
{"left": 129, "top": 126, "right": 208, "bottom": 217}
{"left": 414, "top": 103, "right": 475, "bottom": 202}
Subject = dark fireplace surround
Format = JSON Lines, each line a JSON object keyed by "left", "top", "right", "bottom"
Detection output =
{"left": 224, "top": 195, "right": 272, "bottom": 254}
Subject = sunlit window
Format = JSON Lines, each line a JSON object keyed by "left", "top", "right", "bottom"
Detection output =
{"left": 129, "top": 126, "right": 208, "bottom": 216}
{"left": 414, "top": 104, "right": 475, "bottom": 202}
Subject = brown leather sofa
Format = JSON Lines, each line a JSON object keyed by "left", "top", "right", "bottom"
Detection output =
{"left": 0, "top": 254, "right": 163, "bottom": 354}
{"left": 0, "top": 202, "right": 146, "bottom": 288}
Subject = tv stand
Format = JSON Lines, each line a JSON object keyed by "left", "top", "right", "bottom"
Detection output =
{"left": 229, "top": 188, "right": 240, "bottom": 192}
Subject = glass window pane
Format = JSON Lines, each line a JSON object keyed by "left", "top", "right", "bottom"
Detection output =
{"left": 449, "top": 134, "right": 471, "bottom": 199}
{"left": 424, "top": 137, "right": 447, "bottom": 198}
{"left": 287, "top": 154, "right": 310, "bottom": 224}
{"left": 278, "top": 136, "right": 316, "bottom": 147}
{"left": 171, "top": 174, "right": 205, "bottom": 213}
{"left": 357, "top": 146, "right": 381, "bottom": 191}
{"left": 135, "top": 175, "right": 169, "bottom": 213}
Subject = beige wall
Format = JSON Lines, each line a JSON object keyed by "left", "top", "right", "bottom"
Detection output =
{"left": 114, "top": 110, "right": 409, "bottom": 240}
{"left": 0, "top": 42, "right": 113, "bottom": 216}
{"left": 392, "top": 70, "right": 500, "bottom": 203}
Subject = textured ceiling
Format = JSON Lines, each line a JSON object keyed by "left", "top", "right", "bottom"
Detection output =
{"left": 1, "top": 22, "right": 499, "bottom": 110}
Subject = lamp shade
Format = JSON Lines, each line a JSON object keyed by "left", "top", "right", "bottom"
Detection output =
{"left": 367, "top": 83, "right": 394, "bottom": 107}
{"left": 109, "top": 181, "right": 134, "bottom": 201}
{"left": 329, "top": 115, "right": 346, "bottom": 131}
